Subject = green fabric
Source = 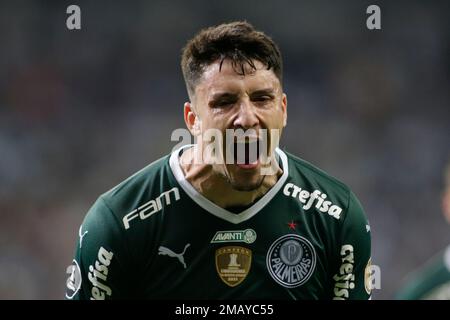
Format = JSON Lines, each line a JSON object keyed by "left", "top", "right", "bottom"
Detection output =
{"left": 66, "top": 148, "right": 371, "bottom": 300}
{"left": 396, "top": 245, "right": 450, "bottom": 300}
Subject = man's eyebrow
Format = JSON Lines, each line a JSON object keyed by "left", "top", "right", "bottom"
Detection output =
{"left": 209, "top": 88, "right": 275, "bottom": 101}
{"left": 250, "top": 88, "right": 276, "bottom": 96}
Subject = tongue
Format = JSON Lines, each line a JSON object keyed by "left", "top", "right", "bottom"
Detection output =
{"left": 236, "top": 162, "right": 258, "bottom": 169}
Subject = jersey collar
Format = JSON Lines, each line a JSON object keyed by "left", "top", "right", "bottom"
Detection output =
{"left": 169, "top": 144, "right": 289, "bottom": 224}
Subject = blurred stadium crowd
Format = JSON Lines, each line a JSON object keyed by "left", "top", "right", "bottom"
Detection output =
{"left": 0, "top": 0, "right": 448, "bottom": 299}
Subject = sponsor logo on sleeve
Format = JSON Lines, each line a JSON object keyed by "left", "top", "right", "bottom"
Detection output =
{"left": 266, "top": 234, "right": 316, "bottom": 288}
{"left": 333, "top": 244, "right": 355, "bottom": 300}
{"left": 364, "top": 258, "right": 372, "bottom": 295}
{"left": 215, "top": 246, "right": 252, "bottom": 287}
{"left": 89, "top": 247, "right": 114, "bottom": 300}
{"left": 65, "top": 260, "right": 82, "bottom": 299}
{"left": 283, "top": 183, "right": 343, "bottom": 219}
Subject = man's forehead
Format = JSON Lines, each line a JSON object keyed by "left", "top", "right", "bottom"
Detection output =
{"left": 196, "top": 59, "right": 280, "bottom": 94}
{"left": 201, "top": 59, "right": 273, "bottom": 79}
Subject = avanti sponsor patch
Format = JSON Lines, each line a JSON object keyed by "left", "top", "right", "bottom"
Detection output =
{"left": 211, "top": 229, "right": 257, "bottom": 244}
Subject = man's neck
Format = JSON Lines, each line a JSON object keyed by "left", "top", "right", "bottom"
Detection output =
{"left": 179, "top": 147, "right": 283, "bottom": 209}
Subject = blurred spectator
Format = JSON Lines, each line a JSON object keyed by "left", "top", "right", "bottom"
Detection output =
{"left": 396, "top": 161, "right": 450, "bottom": 299}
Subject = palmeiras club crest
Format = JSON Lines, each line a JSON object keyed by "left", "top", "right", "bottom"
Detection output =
{"left": 266, "top": 234, "right": 316, "bottom": 288}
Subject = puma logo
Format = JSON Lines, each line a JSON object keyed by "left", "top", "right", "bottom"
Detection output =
{"left": 158, "top": 243, "right": 190, "bottom": 269}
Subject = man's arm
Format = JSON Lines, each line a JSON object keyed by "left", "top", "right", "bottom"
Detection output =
{"left": 65, "top": 197, "right": 130, "bottom": 300}
{"left": 332, "top": 191, "right": 372, "bottom": 300}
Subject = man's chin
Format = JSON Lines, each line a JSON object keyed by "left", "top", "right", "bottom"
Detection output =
{"left": 229, "top": 180, "right": 263, "bottom": 192}
{"left": 226, "top": 163, "right": 265, "bottom": 191}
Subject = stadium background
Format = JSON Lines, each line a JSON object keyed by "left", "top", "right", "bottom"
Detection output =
{"left": 0, "top": 0, "right": 448, "bottom": 299}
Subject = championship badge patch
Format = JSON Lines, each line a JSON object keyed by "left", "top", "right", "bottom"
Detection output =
{"left": 215, "top": 246, "right": 252, "bottom": 287}
{"left": 266, "top": 234, "right": 316, "bottom": 288}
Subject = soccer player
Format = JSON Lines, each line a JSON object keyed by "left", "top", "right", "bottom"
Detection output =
{"left": 396, "top": 161, "right": 450, "bottom": 299}
{"left": 65, "top": 21, "right": 372, "bottom": 300}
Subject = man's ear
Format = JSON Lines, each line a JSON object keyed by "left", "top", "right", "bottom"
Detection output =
{"left": 184, "top": 102, "right": 200, "bottom": 136}
{"left": 282, "top": 93, "right": 288, "bottom": 127}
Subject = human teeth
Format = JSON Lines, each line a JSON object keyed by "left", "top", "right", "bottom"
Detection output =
{"left": 235, "top": 138, "right": 259, "bottom": 144}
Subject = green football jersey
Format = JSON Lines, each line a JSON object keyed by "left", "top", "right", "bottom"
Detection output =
{"left": 65, "top": 146, "right": 372, "bottom": 300}
{"left": 396, "top": 245, "right": 450, "bottom": 300}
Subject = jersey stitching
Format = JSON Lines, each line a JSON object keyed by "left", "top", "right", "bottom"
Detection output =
{"left": 98, "top": 196, "right": 134, "bottom": 272}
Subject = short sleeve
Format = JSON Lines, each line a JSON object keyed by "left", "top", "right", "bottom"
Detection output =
{"left": 65, "top": 197, "right": 130, "bottom": 300}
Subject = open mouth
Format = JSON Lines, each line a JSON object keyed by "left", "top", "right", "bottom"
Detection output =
{"left": 232, "top": 138, "right": 261, "bottom": 169}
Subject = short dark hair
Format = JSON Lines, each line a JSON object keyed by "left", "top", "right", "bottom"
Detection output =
{"left": 181, "top": 21, "right": 283, "bottom": 98}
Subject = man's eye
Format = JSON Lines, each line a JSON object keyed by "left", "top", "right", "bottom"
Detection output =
{"left": 215, "top": 100, "right": 234, "bottom": 107}
{"left": 253, "top": 96, "right": 272, "bottom": 102}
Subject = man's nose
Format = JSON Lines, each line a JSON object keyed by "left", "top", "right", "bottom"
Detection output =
{"left": 233, "top": 99, "right": 259, "bottom": 129}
